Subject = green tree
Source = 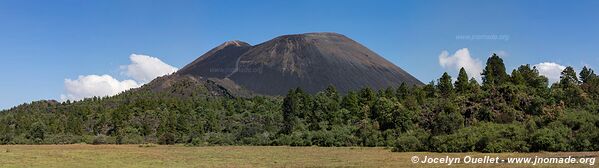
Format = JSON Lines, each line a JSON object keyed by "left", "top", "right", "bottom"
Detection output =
{"left": 517, "top": 64, "right": 548, "bottom": 89}
{"left": 432, "top": 103, "right": 464, "bottom": 135}
{"left": 424, "top": 81, "right": 437, "bottom": 98}
{"left": 324, "top": 85, "right": 340, "bottom": 103}
{"left": 455, "top": 68, "right": 470, "bottom": 93}
{"left": 469, "top": 78, "right": 481, "bottom": 93}
{"left": 579, "top": 66, "right": 596, "bottom": 84}
{"left": 341, "top": 91, "right": 360, "bottom": 121}
{"left": 510, "top": 69, "right": 525, "bottom": 85}
{"left": 437, "top": 72, "right": 453, "bottom": 97}
{"left": 395, "top": 83, "right": 409, "bottom": 100}
{"left": 29, "top": 121, "right": 46, "bottom": 143}
{"left": 282, "top": 89, "right": 300, "bottom": 134}
{"left": 358, "top": 87, "right": 376, "bottom": 118}
{"left": 371, "top": 97, "right": 397, "bottom": 130}
{"left": 560, "top": 66, "right": 579, "bottom": 86}
{"left": 481, "top": 54, "right": 508, "bottom": 87}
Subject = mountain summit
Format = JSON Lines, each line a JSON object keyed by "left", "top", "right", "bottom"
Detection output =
{"left": 177, "top": 32, "right": 422, "bottom": 95}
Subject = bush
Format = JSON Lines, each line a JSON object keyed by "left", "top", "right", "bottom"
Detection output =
{"left": 571, "top": 123, "right": 599, "bottom": 151}
{"left": 116, "top": 134, "right": 144, "bottom": 144}
{"left": 393, "top": 129, "right": 429, "bottom": 152}
{"left": 0, "top": 133, "right": 14, "bottom": 145}
{"left": 240, "top": 132, "right": 272, "bottom": 145}
{"left": 10, "top": 134, "right": 32, "bottom": 144}
{"left": 530, "top": 122, "right": 572, "bottom": 152}
{"left": 393, "top": 135, "right": 420, "bottom": 152}
{"left": 204, "top": 132, "right": 235, "bottom": 145}
{"left": 429, "top": 122, "right": 528, "bottom": 152}
{"left": 275, "top": 131, "right": 312, "bottom": 146}
{"left": 92, "top": 135, "right": 115, "bottom": 145}
{"left": 45, "top": 134, "right": 82, "bottom": 144}
{"left": 189, "top": 137, "right": 207, "bottom": 146}
{"left": 158, "top": 132, "right": 176, "bottom": 145}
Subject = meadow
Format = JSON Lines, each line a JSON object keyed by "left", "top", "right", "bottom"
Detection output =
{"left": 0, "top": 145, "right": 596, "bottom": 168}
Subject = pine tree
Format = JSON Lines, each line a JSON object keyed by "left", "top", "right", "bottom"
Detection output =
{"left": 469, "top": 78, "right": 481, "bottom": 93}
{"left": 510, "top": 69, "right": 525, "bottom": 85}
{"left": 579, "top": 66, "right": 596, "bottom": 84}
{"left": 518, "top": 64, "right": 548, "bottom": 89}
{"left": 424, "top": 81, "right": 436, "bottom": 98}
{"left": 482, "top": 53, "right": 508, "bottom": 87}
{"left": 282, "top": 89, "right": 300, "bottom": 134}
{"left": 341, "top": 91, "right": 360, "bottom": 121}
{"left": 454, "top": 68, "right": 470, "bottom": 93}
{"left": 560, "top": 66, "right": 579, "bottom": 86}
{"left": 437, "top": 72, "right": 453, "bottom": 97}
{"left": 324, "top": 84, "right": 340, "bottom": 103}
{"left": 396, "top": 82, "right": 409, "bottom": 100}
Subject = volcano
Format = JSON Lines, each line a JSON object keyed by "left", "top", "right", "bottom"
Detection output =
{"left": 176, "top": 32, "right": 422, "bottom": 95}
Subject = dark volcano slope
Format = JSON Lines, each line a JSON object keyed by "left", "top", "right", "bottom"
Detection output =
{"left": 177, "top": 32, "right": 422, "bottom": 95}
{"left": 178, "top": 40, "right": 252, "bottom": 79}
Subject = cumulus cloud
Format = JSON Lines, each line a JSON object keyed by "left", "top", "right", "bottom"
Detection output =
{"left": 61, "top": 54, "right": 178, "bottom": 101}
{"left": 534, "top": 62, "right": 566, "bottom": 84}
{"left": 122, "top": 54, "right": 178, "bottom": 83}
{"left": 60, "top": 75, "right": 140, "bottom": 101}
{"left": 439, "top": 48, "right": 483, "bottom": 81}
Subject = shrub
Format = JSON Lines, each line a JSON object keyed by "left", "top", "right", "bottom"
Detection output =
{"left": 429, "top": 122, "right": 528, "bottom": 152}
{"left": 11, "top": 134, "right": 32, "bottom": 144}
{"left": 92, "top": 135, "right": 115, "bottom": 145}
{"left": 393, "top": 128, "right": 429, "bottom": 152}
{"left": 45, "top": 134, "right": 82, "bottom": 144}
{"left": 204, "top": 132, "right": 235, "bottom": 145}
{"left": 117, "top": 134, "right": 144, "bottom": 144}
{"left": 158, "top": 132, "right": 176, "bottom": 145}
{"left": 275, "top": 131, "right": 312, "bottom": 146}
{"left": 530, "top": 122, "right": 572, "bottom": 152}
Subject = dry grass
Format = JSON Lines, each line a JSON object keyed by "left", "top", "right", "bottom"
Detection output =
{"left": 0, "top": 145, "right": 596, "bottom": 168}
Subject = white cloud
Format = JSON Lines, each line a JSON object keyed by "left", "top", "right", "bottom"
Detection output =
{"left": 122, "top": 54, "right": 178, "bottom": 83}
{"left": 61, "top": 54, "right": 178, "bottom": 101}
{"left": 534, "top": 62, "right": 566, "bottom": 84}
{"left": 439, "top": 48, "right": 483, "bottom": 81}
{"left": 61, "top": 75, "right": 140, "bottom": 101}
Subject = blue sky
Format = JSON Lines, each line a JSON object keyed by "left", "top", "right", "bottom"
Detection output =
{"left": 1, "top": 0, "right": 598, "bottom": 110}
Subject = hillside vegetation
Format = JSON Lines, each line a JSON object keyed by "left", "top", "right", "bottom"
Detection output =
{"left": 2, "top": 54, "right": 599, "bottom": 152}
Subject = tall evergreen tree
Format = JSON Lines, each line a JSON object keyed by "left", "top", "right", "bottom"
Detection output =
{"left": 510, "top": 69, "right": 525, "bottom": 85}
{"left": 282, "top": 89, "right": 300, "bottom": 134}
{"left": 358, "top": 87, "right": 375, "bottom": 107}
{"left": 395, "top": 82, "right": 409, "bottom": 100}
{"left": 579, "top": 66, "right": 596, "bottom": 84}
{"left": 424, "top": 81, "right": 436, "bottom": 98}
{"left": 518, "top": 64, "right": 548, "bottom": 89}
{"left": 437, "top": 72, "right": 453, "bottom": 97}
{"left": 469, "top": 78, "right": 481, "bottom": 93}
{"left": 341, "top": 91, "right": 360, "bottom": 121}
{"left": 455, "top": 68, "right": 470, "bottom": 93}
{"left": 324, "top": 84, "right": 340, "bottom": 103}
{"left": 481, "top": 53, "right": 508, "bottom": 87}
{"left": 560, "top": 66, "right": 579, "bottom": 86}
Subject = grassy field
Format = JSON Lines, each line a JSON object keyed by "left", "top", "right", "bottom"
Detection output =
{"left": 0, "top": 145, "right": 596, "bottom": 168}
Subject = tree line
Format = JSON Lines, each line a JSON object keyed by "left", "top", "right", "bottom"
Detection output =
{"left": 1, "top": 54, "right": 599, "bottom": 152}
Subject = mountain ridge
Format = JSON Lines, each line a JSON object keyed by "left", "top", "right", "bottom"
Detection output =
{"left": 175, "top": 32, "right": 422, "bottom": 95}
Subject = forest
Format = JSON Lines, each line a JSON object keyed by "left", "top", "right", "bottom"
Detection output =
{"left": 1, "top": 54, "right": 599, "bottom": 153}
